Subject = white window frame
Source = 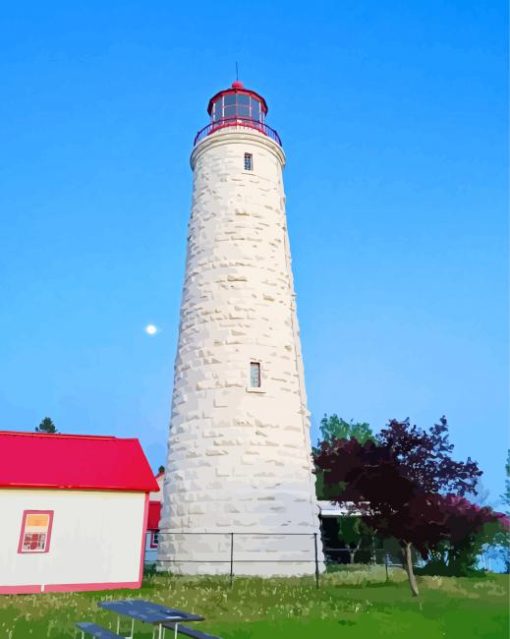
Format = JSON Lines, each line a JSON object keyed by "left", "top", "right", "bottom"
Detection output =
{"left": 247, "top": 360, "right": 265, "bottom": 393}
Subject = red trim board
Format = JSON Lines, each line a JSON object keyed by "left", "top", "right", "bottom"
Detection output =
{"left": 138, "top": 493, "right": 150, "bottom": 583}
{"left": 0, "top": 581, "right": 140, "bottom": 595}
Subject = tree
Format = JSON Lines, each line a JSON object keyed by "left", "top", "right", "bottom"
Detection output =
{"left": 338, "top": 516, "right": 374, "bottom": 564}
{"left": 486, "top": 452, "right": 510, "bottom": 573}
{"left": 481, "top": 516, "right": 510, "bottom": 574}
{"left": 314, "top": 417, "right": 486, "bottom": 596}
{"left": 501, "top": 449, "right": 510, "bottom": 512}
{"left": 423, "top": 496, "right": 499, "bottom": 575}
{"left": 318, "top": 414, "right": 374, "bottom": 445}
{"left": 314, "top": 415, "right": 374, "bottom": 500}
{"left": 35, "top": 417, "right": 57, "bottom": 434}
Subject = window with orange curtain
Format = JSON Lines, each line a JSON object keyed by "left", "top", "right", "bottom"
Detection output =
{"left": 18, "top": 511, "right": 54, "bottom": 553}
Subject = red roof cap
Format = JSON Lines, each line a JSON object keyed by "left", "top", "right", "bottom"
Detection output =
{"left": 207, "top": 82, "right": 268, "bottom": 115}
{"left": 0, "top": 431, "right": 159, "bottom": 492}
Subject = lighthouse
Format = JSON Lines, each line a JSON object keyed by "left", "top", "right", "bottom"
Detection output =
{"left": 158, "top": 81, "right": 324, "bottom": 576}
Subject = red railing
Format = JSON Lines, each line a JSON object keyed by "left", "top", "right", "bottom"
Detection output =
{"left": 193, "top": 118, "right": 282, "bottom": 147}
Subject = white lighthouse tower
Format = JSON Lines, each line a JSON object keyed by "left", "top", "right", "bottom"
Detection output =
{"left": 159, "top": 81, "right": 324, "bottom": 576}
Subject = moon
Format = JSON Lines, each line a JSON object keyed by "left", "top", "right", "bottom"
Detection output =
{"left": 145, "top": 324, "right": 159, "bottom": 336}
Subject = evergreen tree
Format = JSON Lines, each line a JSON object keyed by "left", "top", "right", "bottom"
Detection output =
{"left": 35, "top": 417, "right": 57, "bottom": 434}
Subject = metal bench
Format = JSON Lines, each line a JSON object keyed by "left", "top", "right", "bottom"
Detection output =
{"left": 76, "top": 622, "right": 123, "bottom": 639}
{"left": 162, "top": 623, "right": 222, "bottom": 639}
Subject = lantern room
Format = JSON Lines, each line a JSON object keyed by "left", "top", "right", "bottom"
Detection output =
{"left": 194, "top": 81, "right": 281, "bottom": 147}
{"left": 208, "top": 80, "right": 268, "bottom": 124}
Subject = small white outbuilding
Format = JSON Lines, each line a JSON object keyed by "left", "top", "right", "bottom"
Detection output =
{"left": 0, "top": 431, "right": 158, "bottom": 594}
{"left": 144, "top": 470, "right": 164, "bottom": 565}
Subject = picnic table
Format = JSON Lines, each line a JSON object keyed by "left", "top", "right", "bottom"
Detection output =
{"left": 98, "top": 599, "right": 204, "bottom": 639}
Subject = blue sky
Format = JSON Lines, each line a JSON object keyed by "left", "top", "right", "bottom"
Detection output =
{"left": 0, "top": 2, "right": 507, "bottom": 504}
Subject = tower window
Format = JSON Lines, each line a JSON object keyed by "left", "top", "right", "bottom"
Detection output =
{"left": 250, "top": 362, "right": 261, "bottom": 388}
{"left": 244, "top": 153, "right": 253, "bottom": 171}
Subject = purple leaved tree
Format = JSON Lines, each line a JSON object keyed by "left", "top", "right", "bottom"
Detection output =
{"left": 314, "top": 417, "right": 494, "bottom": 596}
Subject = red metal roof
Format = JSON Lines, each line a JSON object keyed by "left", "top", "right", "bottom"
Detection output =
{"left": 0, "top": 431, "right": 159, "bottom": 492}
{"left": 148, "top": 501, "right": 162, "bottom": 530}
{"left": 207, "top": 81, "right": 268, "bottom": 115}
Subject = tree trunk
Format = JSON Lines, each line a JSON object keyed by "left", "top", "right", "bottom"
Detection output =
{"left": 349, "top": 541, "right": 361, "bottom": 564}
{"left": 403, "top": 542, "right": 419, "bottom": 597}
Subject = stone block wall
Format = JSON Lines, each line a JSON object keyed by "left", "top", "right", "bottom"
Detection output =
{"left": 158, "top": 128, "right": 324, "bottom": 576}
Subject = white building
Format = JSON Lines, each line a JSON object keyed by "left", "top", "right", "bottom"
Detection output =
{"left": 0, "top": 431, "right": 158, "bottom": 594}
{"left": 144, "top": 470, "right": 164, "bottom": 565}
{"left": 159, "top": 81, "right": 325, "bottom": 576}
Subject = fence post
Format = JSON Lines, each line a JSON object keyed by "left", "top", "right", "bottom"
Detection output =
{"left": 385, "top": 553, "right": 389, "bottom": 582}
{"left": 313, "top": 533, "right": 320, "bottom": 589}
{"left": 229, "top": 532, "right": 234, "bottom": 587}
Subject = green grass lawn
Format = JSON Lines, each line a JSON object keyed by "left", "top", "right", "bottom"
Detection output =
{"left": 0, "top": 566, "right": 507, "bottom": 638}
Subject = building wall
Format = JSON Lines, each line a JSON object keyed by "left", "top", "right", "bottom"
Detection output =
{"left": 145, "top": 530, "right": 159, "bottom": 565}
{"left": 159, "top": 127, "right": 324, "bottom": 575}
{"left": 0, "top": 489, "right": 147, "bottom": 593}
{"left": 149, "top": 473, "right": 164, "bottom": 502}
